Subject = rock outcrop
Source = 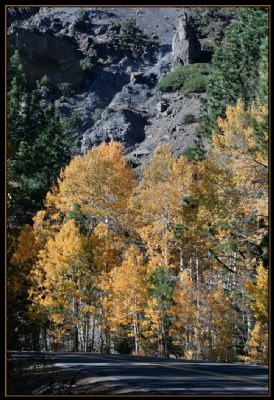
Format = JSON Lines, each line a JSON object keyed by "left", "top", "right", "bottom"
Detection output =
{"left": 8, "top": 28, "right": 89, "bottom": 91}
{"left": 171, "top": 13, "right": 201, "bottom": 69}
{"left": 8, "top": 7, "right": 210, "bottom": 164}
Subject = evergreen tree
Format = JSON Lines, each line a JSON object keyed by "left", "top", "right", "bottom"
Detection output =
{"left": 7, "top": 50, "right": 26, "bottom": 158}
{"left": 201, "top": 8, "right": 268, "bottom": 136}
{"left": 194, "top": 7, "right": 269, "bottom": 157}
{"left": 251, "top": 36, "right": 268, "bottom": 156}
{"left": 7, "top": 52, "right": 74, "bottom": 228}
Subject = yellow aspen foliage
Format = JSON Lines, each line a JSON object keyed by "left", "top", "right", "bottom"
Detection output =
{"left": 107, "top": 245, "right": 148, "bottom": 351}
{"left": 142, "top": 298, "right": 162, "bottom": 339}
{"left": 89, "top": 222, "right": 129, "bottom": 344}
{"left": 11, "top": 224, "right": 41, "bottom": 264}
{"left": 46, "top": 141, "right": 136, "bottom": 226}
{"left": 130, "top": 145, "right": 195, "bottom": 273}
{"left": 245, "top": 262, "right": 268, "bottom": 324}
{"left": 9, "top": 224, "right": 42, "bottom": 295}
{"left": 89, "top": 222, "right": 126, "bottom": 274}
{"left": 245, "top": 321, "right": 268, "bottom": 365}
{"left": 88, "top": 209, "right": 136, "bottom": 339}
{"left": 29, "top": 219, "right": 93, "bottom": 343}
{"left": 32, "top": 205, "right": 63, "bottom": 246}
{"left": 169, "top": 270, "right": 197, "bottom": 356}
{"left": 193, "top": 99, "right": 268, "bottom": 280}
{"left": 141, "top": 298, "right": 163, "bottom": 354}
{"left": 212, "top": 99, "right": 268, "bottom": 219}
{"left": 170, "top": 268, "right": 237, "bottom": 362}
{"left": 204, "top": 288, "right": 236, "bottom": 362}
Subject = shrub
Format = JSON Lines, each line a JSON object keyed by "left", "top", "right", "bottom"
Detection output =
{"left": 182, "top": 114, "right": 197, "bottom": 124}
{"left": 36, "top": 75, "right": 53, "bottom": 91}
{"left": 80, "top": 56, "right": 93, "bottom": 72}
{"left": 40, "top": 74, "right": 51, "bottom": 87}
{"left": 118, "top": 18, "right": 137, "bottom": 41}
{"left": 75, "top": 9, "right": 86, "bottom": 23}
{"left": 156, "top": 63, "right": 210, "bottom": 94}
{"left": 58, "top": 82, "right": 73, "bottom": 96}
{"left": 182, "top": 141, "right": 206, "bottom": 161}
{"left": 91, "top": 108, "right": 103, "bottom": 125}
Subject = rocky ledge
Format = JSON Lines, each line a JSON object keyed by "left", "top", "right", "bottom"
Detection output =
{"left": 7, "top": 7, "right": 234, "bottom": 162}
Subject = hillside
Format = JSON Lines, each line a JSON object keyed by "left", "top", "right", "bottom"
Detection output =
{"left": 7, "top": 6, "right": 236, "bottom": 164}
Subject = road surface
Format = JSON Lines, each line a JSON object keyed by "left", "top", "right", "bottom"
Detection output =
{"left": 9, "top": 352, "right": 269, "bottom": 395}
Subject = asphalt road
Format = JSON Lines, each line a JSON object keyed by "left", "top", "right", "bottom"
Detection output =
{"left": 10, "top": 352, "right": 269, "bottom": 395}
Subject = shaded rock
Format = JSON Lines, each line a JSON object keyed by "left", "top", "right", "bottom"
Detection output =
{"left": 8, "top": 28, "right": 90, "bottom": 91}
{"left": 156, "top": 100, "right": 168, "bottom": 113}
{"left": 130, "top": 71, "right": 144, "bottom": 82}
{"left": 132, "top": 148, "right": 150, "bottom": 158}
{"left": 171, "top": 12, "right": 201, "bottom": 69}
{"left": 81, "top": 109, "right": 147, "bottom": 152}
{"left": 7, "top": 7, "right": 40, "bottom": 25}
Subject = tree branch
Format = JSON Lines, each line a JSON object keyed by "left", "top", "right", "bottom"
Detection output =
{"left": 208, "top": 249, "right": 236, "bottom": 273}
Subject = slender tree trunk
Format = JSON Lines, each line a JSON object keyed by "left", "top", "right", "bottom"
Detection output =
{"left": 91, "top": 317, "right": 95, "bottom": 351}
{"left": 72, "top": 296, "right": 79, "bottom": 352}
{"left": 180, "top": 249, "right": 184, "bottom": 272}
{"left": 133, "top": 321, "right": 138, "bottom": 353}
{"left": 43, "top": 325, "right": 48, "bottom": 351}
{"left": 246, "top": 307, "right": 253, "bottom": 345}
{"left": 189, "top": 255, "right": 193, "bottom": 279}
{"left": 84, "top": 317, "right": 89, "bottom": 352}
{"left": 195, "top": 247, "right": 200, "bottom": 358}
{"left": 161, "top": 315, "right": 168, "bottom": 358}
{"left": 208, "top": 251, "right": 213, "bottom": 355}
{"left": 74, "top": 326, "right": 79, "bottom": 352}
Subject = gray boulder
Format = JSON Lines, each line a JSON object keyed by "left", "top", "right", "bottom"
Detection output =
{"left": 81, "top": 108, "right": 147, "bottom": 153}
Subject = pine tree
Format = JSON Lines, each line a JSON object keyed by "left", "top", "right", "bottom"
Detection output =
{"left": 251, "top": 36, "right": 269, "bottom": 156}
{"left": 7, "top": 50, "right": 26, "bottom": 158}
{"left": 199, "top": 7, "right": 268, "bottom": 140}
{"left": 7, "top": 51, "right": 75, "bottom": 228}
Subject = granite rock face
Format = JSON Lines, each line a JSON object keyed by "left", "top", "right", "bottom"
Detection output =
{"left": 171, "top": 13, "right": 202, "bottom": 69}
{"left": 8, "top": 7, "right": 212, "bottom": 162}
{"left": 8, "top": 27, "right": 88, "bottom": 91}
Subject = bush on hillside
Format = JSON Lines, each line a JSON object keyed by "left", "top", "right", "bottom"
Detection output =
{"left": 91, "top": 107, "right": 103, "bottom": 125}
{"left": 80, "top": 56, "right": 93, "bottom": 72}
{"left": 156, "top": 63, "right": 210, "bottom": 94}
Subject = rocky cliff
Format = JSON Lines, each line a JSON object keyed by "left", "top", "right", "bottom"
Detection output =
{"left": 171, "top": 12, "right": 201, "bottom": 68}
{"left": 8, "top": 7, "right": 231, "bottom": 166}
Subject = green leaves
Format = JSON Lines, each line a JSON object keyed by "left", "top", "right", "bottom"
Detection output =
{"left": 156, "top": 63, "right": 210, "bottom": 93}
{"left": 149, "top": 265, "right": 175, "bottom": 310}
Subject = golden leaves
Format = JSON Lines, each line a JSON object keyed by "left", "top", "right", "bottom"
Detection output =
{"left": 11, "top": 224, "right": 41, "bottom": 264}
{"left": 51, "top": 141, "right": 136, "bottom": 221}
{"left": 245, "top": 261, "right": 268, "bottom": 323}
